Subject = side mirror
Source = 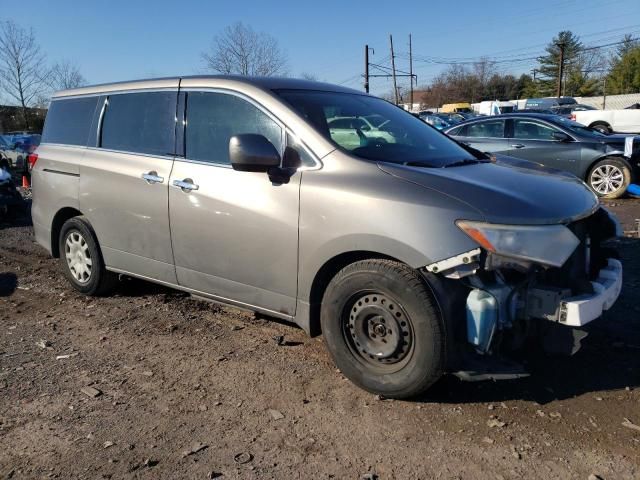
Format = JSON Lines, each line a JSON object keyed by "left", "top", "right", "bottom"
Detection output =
{"left": 229, "top": 134, "right": 281, "bottom": 172}
{"left": 551, "top": 131, "right": 571, "bottom": 142}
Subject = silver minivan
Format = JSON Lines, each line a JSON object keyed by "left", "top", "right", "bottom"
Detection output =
{"left": 32, "top": 76, "right": 623, "bottom": 398}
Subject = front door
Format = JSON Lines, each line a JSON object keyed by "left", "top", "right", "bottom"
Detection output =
{"left": 506, "top": 118, "right": 582, "bottom": 175}
{"left": 168, "top": 90, "right": 300, "bottom": 317}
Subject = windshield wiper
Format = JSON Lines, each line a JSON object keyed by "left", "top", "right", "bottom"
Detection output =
{"left": 443, "top": 159, "right": 486, "bottom": 168}
{"left": 403, "top": 161, "right": 436, "bottom": 168}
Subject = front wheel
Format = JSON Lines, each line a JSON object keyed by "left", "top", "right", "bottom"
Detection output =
{"left": 587, "top": 158, "right": 631, "bottom": 199}
{"left": 320, "top": 259, "right": 444, "bottom": 399}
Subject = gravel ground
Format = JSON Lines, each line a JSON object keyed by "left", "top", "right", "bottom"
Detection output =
{"left": 0, "top": 197, "right": 639, "bottom": 479}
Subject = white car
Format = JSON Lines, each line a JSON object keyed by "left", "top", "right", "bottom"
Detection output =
{"left": 327, "top": 115, "right": 396, "bottom": 150}
{"left": 572, "top": 108, "right": 640, "bottom": 134}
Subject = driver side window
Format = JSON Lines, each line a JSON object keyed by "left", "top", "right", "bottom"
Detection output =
{"left": 185, "top": 92, "right": 283, "bottom": 165}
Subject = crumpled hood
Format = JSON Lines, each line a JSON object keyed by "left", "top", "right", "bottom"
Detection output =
{"left": 379, "top": 156, "right": 599, "bottom": 225}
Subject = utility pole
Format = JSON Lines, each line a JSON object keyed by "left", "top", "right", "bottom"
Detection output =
{"left": 364, "top": 44, "right": 370, "bottom": 93}
{"left": 409, "top": 34, "right": 414, "bottom": 108}
{"left": 556, "top": 42, "right": 565, "bottom": 98}
{"left": 531, "top": 69, "right": 537, "bottom": 82}
{"left": 602, "top": 76, "right": 607, "bottom": 109}
{"left": 390, "top": 34, "right": 399, "bottom": 105}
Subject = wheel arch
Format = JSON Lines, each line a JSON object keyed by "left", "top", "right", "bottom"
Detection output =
{"left": 50, "top": 207, "right": 83, "bottom": 258}
{"left": 306, "top": 250, "right": 399, "bottom": 337}
{"left": 588, "top": 120, "right": 611, "bottom": 130}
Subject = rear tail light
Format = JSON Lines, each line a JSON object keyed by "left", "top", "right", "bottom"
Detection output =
{"left": 27, "top": 153, "right": 38, "bottom": 170}
{"left": 570, "top": 113, "right": 576, "bottom": 121}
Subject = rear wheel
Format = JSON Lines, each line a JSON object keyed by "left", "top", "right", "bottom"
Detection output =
{"left": 320, "top": 259, "right": 444, "bottom": 399}
{"left": 591, "top": 122, "right": 611, "bottom": 134}
{"left": 59, "top": 217, "right": 118, "bottom": 296}
{"left": 587, "top": 158, "right": 631, "bottom": 199}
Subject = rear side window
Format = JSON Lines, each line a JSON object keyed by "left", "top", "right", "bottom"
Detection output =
{"left": 42, "top": 97, "right": 99, "bottom": 146}
{"left": 185, "top": 92, "right": 282, "bottom": 165}
{"left": 101, "top": 92, "right": 176, "bottom": 156}
{"left": 466, "top": 120, "right": 505, "bottom": 138}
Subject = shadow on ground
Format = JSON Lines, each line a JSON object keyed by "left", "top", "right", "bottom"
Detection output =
{"left": 0, "top": 272, "right": 18, "bottom": 296}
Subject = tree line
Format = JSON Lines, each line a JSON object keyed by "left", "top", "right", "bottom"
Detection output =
{"left": 0, "top": 20, "right": 86, "bottom": 130}
{"left": 3, "top": 17, "right": 639, "bottom": 131}
{"left": 416, "top": 31, "right": 640, "bottom": 107}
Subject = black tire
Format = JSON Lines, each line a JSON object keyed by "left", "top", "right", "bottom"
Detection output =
{"left": 587, "top": 157, "right": 631, "bottom": 199}
{"left": 320, "top": 259, "right": 444, "bottom": 399}
{"left": 58, "top": 216, "right": 118, "bottom": 296}
{"left": 590, "top": 122, "right": 611, "bottom": 134}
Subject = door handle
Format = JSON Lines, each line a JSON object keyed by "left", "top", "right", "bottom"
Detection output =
{"left": 511, "top": 144, "right": 526, "bottom": 149}
{"left": 172, "top": 178, "right": 199, "bottom": 191}
{"left": 142, "top": 171, "right": 164, "bottom": 184}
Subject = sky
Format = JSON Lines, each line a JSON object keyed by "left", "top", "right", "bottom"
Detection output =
{"left": 4, "top": 0, "right": 640, "bottom": 97}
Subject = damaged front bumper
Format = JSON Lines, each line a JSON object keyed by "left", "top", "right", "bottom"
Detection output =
{"left": 424, "top": 208, "right": 623, "bottom": 356}
{"left": 558, "top": 258, "right": 622, "bottom": 326}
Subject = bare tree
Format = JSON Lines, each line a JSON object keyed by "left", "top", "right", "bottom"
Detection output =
{"left": 49, "top": 60, "right": 86, "bottom": 91}
{"left": 0, "top": 21, "right": 48, "bottom": 127}
{"left": 299, "top": 72, "right": 318, "bottom": 81}
{"left": 202, "top": 22, "right": 287, "bottom": 77}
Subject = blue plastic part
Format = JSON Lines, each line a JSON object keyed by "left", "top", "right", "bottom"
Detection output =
{"left": 627, "top": 183, "right": 640, "bottom": 197}
{"left": 466, "top": 289, "right": 498, "bottom": 351}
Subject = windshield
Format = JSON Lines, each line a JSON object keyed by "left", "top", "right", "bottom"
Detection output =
{"left": 554, "top": 116, "right": 607, "bottom": 138}
{"left": 276, "top": 90, "right": 481, "bottom": 167}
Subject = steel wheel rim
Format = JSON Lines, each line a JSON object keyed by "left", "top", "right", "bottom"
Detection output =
{"left": 64, "top": 231, "right": 92, "bottom": 284}
{"left": 590, "top": 164, "right": 624, "bottom": 195}
{"left": 342, "top": 292, "right": 414, "bottom": 372}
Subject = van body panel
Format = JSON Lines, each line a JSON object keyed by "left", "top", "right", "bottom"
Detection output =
{"left": 79, "top": 148, "right": 177, "bottom": 283}
{"left": 378, "top": 161, "right": 598, "bottom": 225}
{"left": 168, "top": 160, "right": 301, "bottom": 315}
{"left": 296, "top": 151, "right": 484, "bottom": 302}
{"left": 31, "top": 144, "right": 83, "bottom": 253}
{"left": 53, "top": 78, "right": 181, "bottom": 99}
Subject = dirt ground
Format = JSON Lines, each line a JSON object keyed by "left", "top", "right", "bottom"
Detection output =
{"left": 1, "top": 197, "right": 639, "bottom": 480}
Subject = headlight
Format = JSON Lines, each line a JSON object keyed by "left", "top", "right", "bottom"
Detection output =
{"left": 456, "top": 220, "right": 580, "bottom": 267}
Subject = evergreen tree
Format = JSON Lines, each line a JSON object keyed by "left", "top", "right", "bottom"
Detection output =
{"left": 607, "top": 45, "right": 640, "bottom": 94}
{"left": 537, "top": 31, "right": 582, "bottom": 96}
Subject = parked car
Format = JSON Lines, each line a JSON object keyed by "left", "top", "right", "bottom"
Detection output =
{"left": 420, "top": 113, "right": 453, "bottom": 130}
{"left": 478, "top": 100, "right": 517, "bottom": 116}
{"left": 445, "top": 113, "right": 640, "bottom": 198}
{"left": 1, "top": 134, "right": 41, "bottom": 172}
{"left": 327, "top": 115, "right": 396, "bottom": 148}
{"left": 437, "top": 112, "right": 475, "bottom": 124}
{"left": 551, "top": 104, "right": 596, "bottom": 118}
{"left": 33, "top": 77, "right": 622, "bottom": 399}
{"left": 512, "top": 108, "right": 557, "bottom": 115}
{"left": 0, "top": 136, "right": 13, "bottom": 170}
{"left": 572, "top": 108, "right": 640, "bottom": 134}
{"left": 0, "top": 167, "right": 25, "bottom": 218}
{"left": 524, "top": 96, "right": 577, "bottom": 110}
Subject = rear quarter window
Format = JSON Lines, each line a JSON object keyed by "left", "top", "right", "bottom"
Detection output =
{"left": 42, "top": 97, "right": 99, "bottom": 146}
{"left": 101, "top": 91, "right": 177, "bottom": 156}
{"left": 447, "top": 125, "right": 464, "bottom": 136}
